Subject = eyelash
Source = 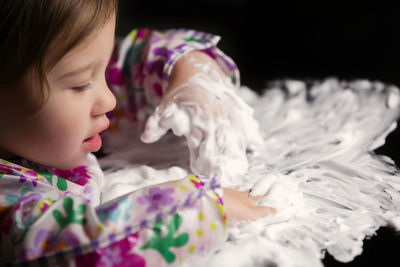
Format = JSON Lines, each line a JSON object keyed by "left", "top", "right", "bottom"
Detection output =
{"left": 72, "top": 83, "right": 91, "bottom": 91}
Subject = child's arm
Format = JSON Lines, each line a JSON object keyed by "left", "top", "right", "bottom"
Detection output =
{"left": 141, "top": 51, "right": 273, "bottom": 220}
{"left": 0, "top": 159, "right": 270, "bottom": 265}
{"left": 106, "top": 28, "right": 239, "bottom": 129}
{"left": 141, "top": 49, "right": 263, "bottom": 179}
{"left": 105, "top": 29, "right": 272, "bottom": 217}
{"left": 0, "top": 173, "right": 222, "bottom": 265}
{"left": 106, "top": 29, "right": 262, "bottom": 180}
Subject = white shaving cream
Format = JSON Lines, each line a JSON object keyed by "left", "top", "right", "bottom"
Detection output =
{"left": 140, "top": 54, "right": 263, "bottom": 181}
{"left": 100, "top": 77, "right": 400, "bottom": 267}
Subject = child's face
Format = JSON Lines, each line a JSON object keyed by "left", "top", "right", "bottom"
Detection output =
{"left": 0, "top": 16, "right": 116, "bottom": 170}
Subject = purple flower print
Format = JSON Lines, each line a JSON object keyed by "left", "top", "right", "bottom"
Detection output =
{"left": 54, "top": 230, "right": 80, "bottom": 250}
{"left": 23, "top": 229, "right": 80, "bottom": 260}
{"left": 0, "top": 165, "right": 39, "bottom": 187}
{"left": 145, "top": 59, "right": 164, "bottom": 79}
{"left": 54, "top": 166, "right": 90, "bottom": 186}
{"left": 81, "top": 185, "right": 94, "bottom": 203}
{"left": 146, "top": 47, "right": 173, "bottom": 80}
{"left": 17, "top": 193, "right": 42, "bottom": 210}
{"left": 24, "top": 229, "right": 53, "bottom": 259}
{"left": 137, "top": 187, "right": 175, "bottom": 213}
{"left": 19, "top": 170, "right": 39, "bottom": 187}
{"left": 152, "top": 47, "right": 173, "bottom": 58}
{"left": 174, "top": 43, "right": 187, "bottom": 54}
{"left": 76, "top": 232, "right": 145, "bottom": 267}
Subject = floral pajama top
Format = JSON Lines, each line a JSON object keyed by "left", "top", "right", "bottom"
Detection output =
{"left": 0, "top": 28, "right": 240, "bottom": 266}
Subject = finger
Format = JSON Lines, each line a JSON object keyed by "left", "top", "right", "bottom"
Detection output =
{"left": 249, "top": 174, "right": 277, "bottom": 197}
{"left": 256, "top": 206, "right": 275, "bottom": 216}
{"left": 248, "top": 190, "right": 272, "bottom": 207}
{"left": 249, "top": 194, "right": 264, "bottom": 203}
{"left": 245, "top": 189, "right": 264, "bottom": 203}
{"left": 140, "top": 109, "right": 168, "bottom": 143}
{"left": 246, "top": 206, "right": 275, "bottom": 221}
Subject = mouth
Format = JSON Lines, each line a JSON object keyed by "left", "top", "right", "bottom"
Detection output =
{"left": 83, "top": 134, "right": 102, "bottom": 152}
{"left": 82, "top": 119, "right": 110, "bottom": 152}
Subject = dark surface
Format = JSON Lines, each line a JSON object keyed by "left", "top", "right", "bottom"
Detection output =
{"left": 323, "top": 227, "right": 400, "bottom": 267}
{"left": 116, "top": 0, "right": 400, "bottom": 91}
{"left": 116, "top": 1, "right": 400, "bottom": 266}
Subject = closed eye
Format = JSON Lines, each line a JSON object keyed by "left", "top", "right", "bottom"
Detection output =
{"left": 72, "top": 83, "right": 91, "bottom": 91}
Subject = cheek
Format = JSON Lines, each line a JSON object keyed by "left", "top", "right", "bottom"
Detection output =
{"left": 19, "top": 111, "right": 89, "bottom": 169}
{"left": 18, "top": 103, "right": 89, "bottom": 157}
{"left": 0, "top": 113, "right": 83, "bottom": 165}
{"left": 0, "top": 81, "right": 93, "bottom": 168}
{"left": 38, "top": 109, "right": 88, "bottom": 147}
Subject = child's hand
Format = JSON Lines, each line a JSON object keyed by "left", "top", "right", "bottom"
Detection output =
{"left": 223, "top": 187, "right": 274, "bottom": 221}
{"left": 141, "top": 51, "right": 263, "bottom": 179}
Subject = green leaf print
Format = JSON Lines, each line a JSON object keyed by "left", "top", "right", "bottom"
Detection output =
{"left": 37, "top": 171, "right": 53, "bottom": 185}
{"left": 141, "top": 214, "right": 189, "bottom": 263}
{"left": 183, "top": 37, "right": 202, "bottom": 43}
{"left": 52, "top": 197, "right": 87, "bottom": 235}
{"left": 56, "top": 177, "right": 67, "bottom": 191}
{"left": 36, "top": 171, "right": 68, "bottom": 191}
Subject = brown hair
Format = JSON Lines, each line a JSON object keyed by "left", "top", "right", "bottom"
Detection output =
{"left": 0, "top": 0, "right": 117, "bottom": 110}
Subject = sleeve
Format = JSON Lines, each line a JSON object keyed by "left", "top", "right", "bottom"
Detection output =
{"left": 105, "top": 28, "right": 240, "bottom": 130}
{"left": 0, "top": 173, "right": 227, "bottom": 266}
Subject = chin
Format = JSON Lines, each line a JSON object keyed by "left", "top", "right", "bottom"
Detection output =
{"left": 51, "top": 154, "right": 88, "bottom": 170}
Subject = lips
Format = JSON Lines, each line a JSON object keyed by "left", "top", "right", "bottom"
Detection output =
{"left": 83, "top": 134, "right": 102, "bottom": 152}
{"left": 82, "top": 119, "right": 110, "bottom": 152}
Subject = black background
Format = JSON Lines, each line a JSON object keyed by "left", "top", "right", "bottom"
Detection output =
{"left": 116, "top": 0, "right": 400, "bottom": 266}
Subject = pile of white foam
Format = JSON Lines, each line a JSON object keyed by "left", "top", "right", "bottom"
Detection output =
{"left": 100, "top": 78, "right": 400, "bottom": 267}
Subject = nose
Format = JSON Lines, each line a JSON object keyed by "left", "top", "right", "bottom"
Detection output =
{"left": 92, "top": 81, "right": 117, "bottom": 117}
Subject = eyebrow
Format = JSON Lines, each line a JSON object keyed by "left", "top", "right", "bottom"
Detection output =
{"left": 58, "top": 60, "right": 98, "bottom": 80}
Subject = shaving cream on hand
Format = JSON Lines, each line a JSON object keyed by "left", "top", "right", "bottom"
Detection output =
{"left": 141, "top": 53, "right": 263, "bottom": 181}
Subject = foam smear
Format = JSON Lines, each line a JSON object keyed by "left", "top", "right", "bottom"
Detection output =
{"left": 140, "top": 54, "right": 263, "bottom": 182}
{"left": 100, "top": 78, "right": 400, "bottom": 267}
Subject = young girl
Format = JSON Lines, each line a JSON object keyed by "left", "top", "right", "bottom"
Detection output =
{"left": 0, "top": 0, "right": 272, "bottom": 266}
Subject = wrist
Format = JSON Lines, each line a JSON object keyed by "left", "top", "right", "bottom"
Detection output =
{"left": 168, "top": 51, "right": 223, "bottom": 92}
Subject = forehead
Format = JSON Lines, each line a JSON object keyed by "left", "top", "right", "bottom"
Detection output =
{"left": 49, "top": 16, "right": 116, "bottom": 78}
